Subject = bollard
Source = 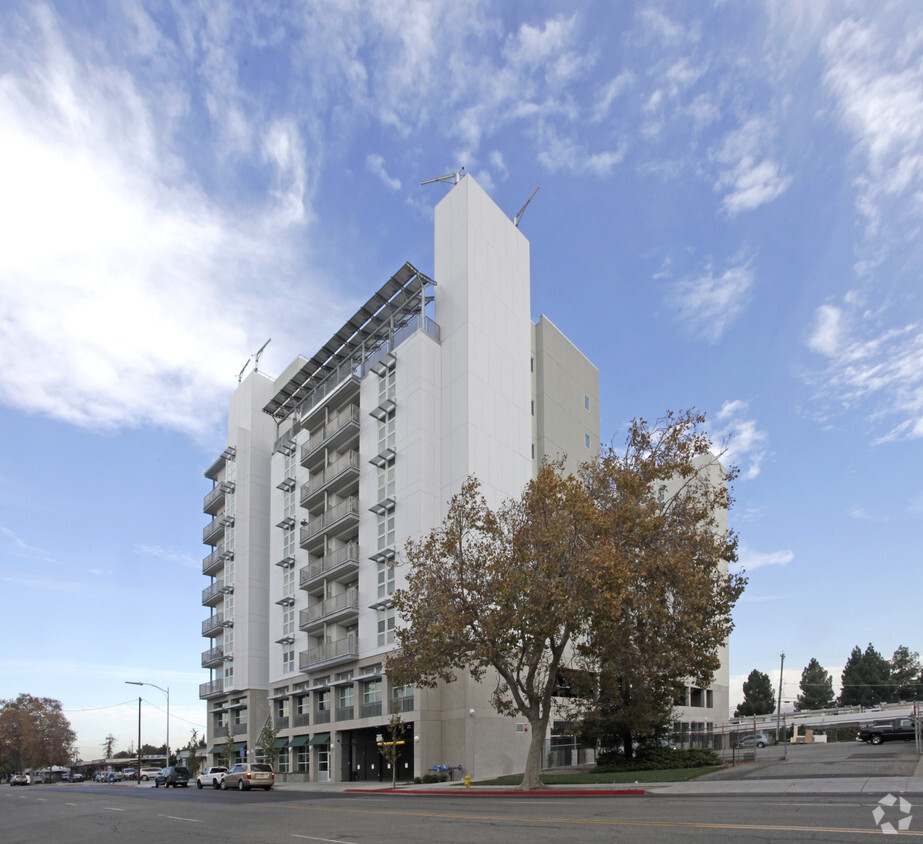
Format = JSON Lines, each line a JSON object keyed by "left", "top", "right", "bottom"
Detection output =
{"left": 464, "top": 774, "right": 471, "bottom": 790}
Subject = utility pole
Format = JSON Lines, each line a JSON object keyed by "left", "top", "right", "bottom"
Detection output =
{"left": 776, "top": 652, "right": 785, "bottom": 743}
{"left": 136, "top": 696, "right": 142, "bottom": 787}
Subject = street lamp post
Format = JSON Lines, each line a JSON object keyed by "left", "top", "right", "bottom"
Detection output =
{"left": 126, "top": 681, "right": 170, "bottom": 768}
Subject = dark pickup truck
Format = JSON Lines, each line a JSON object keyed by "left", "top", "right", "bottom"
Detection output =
{"left": 856, "top": 716, "right": 919, "bottom": 745}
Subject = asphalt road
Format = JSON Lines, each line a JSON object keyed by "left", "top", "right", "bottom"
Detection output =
{"left": 5, "top": 780, "right": 920, "bottom": 843}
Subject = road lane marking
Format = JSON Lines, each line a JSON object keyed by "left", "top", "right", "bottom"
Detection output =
{"left": 103, "top": 807, "right": 126, "bottom": 811}
{"left": 164, "top": 815, "right": 202, "bottom": 823}
{"left": 274, "top": 803, "right": 923, "bottom": 837}
{"left": 293, "top": 835, "right": 359, "bottom": 843}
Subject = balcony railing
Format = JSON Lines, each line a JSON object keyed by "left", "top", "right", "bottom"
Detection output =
{"left": 203, "top": 481, "right": 235, "bottom": 514}
{"left": 202, "top": 580, "right": 226, "bottom": 605}
{"left": 232, "top": 723, "right": 247, "bottom": 736}
{"left": 203, "top": 515, "right": 234, "bottom": 545}
{"left": 199, "top": 678, "right": 224, "bottom": 698}
{"left": 201, "top": 645, "right": 224, "bottom": 667}
{"left": 299, "top": 634, "right": 357, "bottom": 670}
{"left": 202, "top": 549, "right": 225, "bottom": 576}
{"left": 293, "top": 713, "right": 310, "bottom": 728}
{"left": 335, "top": 705, "right": 354, "bottom": 722}
{"left": 300, "top": 405, "right": 360, "bottom": 465}
{"left": 202, "top": 613, "right": 225, "bottom": 636}
{"left": 300, "top": 543, "right": 359, "bottom": 588}
{"left": 391, "top": 693, "right": 415, "bottom": 714}
{"left": 360, "top": 701, "right": 383, "bottom": 719}
{"left": 299, "top": 587, "right": 358, "bottom": 629}
{"left": 300, "top": 451, "right": 359, "bottom": 505}
{"left": 274, "top": 716, "right": 290, "bottom": 730}
{"left": 314, "top": 710, "right": 331, "bottom": 725}
{"left": 299, "top": 497, "right": 359, "bottom": 546}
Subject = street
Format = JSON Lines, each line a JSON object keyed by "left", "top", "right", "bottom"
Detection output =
{"left": 4, "top": 782, "right": 920, "bottom": 842}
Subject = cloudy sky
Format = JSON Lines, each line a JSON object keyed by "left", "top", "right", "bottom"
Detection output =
{"left": 2, "top": 1, "right": 921, "bottom": 758}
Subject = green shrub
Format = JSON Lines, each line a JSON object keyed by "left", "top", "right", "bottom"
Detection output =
{"left": 421, "top": 773, "right": 440, "bottom": 784}
{"left": 594, "top": 747, "right": 721, "bottom": 773}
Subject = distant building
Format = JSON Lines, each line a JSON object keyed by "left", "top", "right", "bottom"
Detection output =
{"left": 199, "top": 175, "right": 723, "bottom": 781}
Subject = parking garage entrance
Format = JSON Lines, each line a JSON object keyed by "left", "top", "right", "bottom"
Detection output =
{"left": 341, "top": 724, "right": 414, "bottom": 782}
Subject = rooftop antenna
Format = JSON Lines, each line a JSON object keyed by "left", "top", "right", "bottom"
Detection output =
{"left": 237, "top": 357, "right": 251, "bottom": 383}
{"left": 513, "top": 185, "right": 541, "bottom": 228}
{"left": 421, "top": 166, "right": 465, "bottom": 187}
{"left": 253, "top": 338, "right": 271, "bottom": 373}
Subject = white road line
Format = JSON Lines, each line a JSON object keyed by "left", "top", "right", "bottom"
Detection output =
{"left": 292, "top": 835, "right": 359, "bottom": 843}
{"left": 163, "top": 816, "right": 202, "bottom": 823}
{"left": 65, "top": 803, "right": 77, "bottom": 806}
{"left": 104, "top": 807, "right": 126, "bottom": 811}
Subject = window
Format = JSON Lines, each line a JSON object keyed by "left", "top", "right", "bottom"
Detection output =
{"left": 296, "top": 746, "right": 310, "bottom": 772}
{"left": 377, "top": 505, "right": 395, "bottom": 550}
{"left": 276, "top": 698, "right": 290, "bottom": 719}
{"left": 283, "top": 486, "right": 296, "bottom": 520}
{"left": 337, "top": 685, "right": 353, "bottom": 710}
{"left": 363, "top": 679, "right": 382, "bottom": 705}
{"left": 215, "top": 711, "right": 228, "bottom": 729}
{"left": 531, "top": 400, "right": 534, "bottom": 416}
{"left": 282, "top": 605, "right": 294, "bottom": 635}
{"left": 378, "top": 408, "right": 396, "bottom": 453}
{"left": 234, "top": 707, "right": 247, "bottom": 726}
{"left": 277, "top": 748, "right": 290, "bottom": 773}
{"left": 706, "top": 689, "right": 714, "bottom": 709}
{"left": 282, "top": 566, "right": 295, "bottom": 598}
{"left": 377, "top": 457, "right": 395, "bottom": 500}
{"left": 377, "top": 560, "right": 395, "bottom": 599}
{"left": 532, "top": 443, "right": 535, "bottom": 459}
{"left": 282, "top": 645, "right": 294, "bottom": 673}
{"left": 377, "top": 608, "right": 395, "bottom": 646}
{"left": 316, "top": 690, "right": 330, "bottom": 712}
{"left": 379, "top": 366, "right": 396, "bottom": 403}
{"left": 585, "top": 433, "right": 590, "bottom": 449}
{"left": 283, "top": 525, "right": 295, "bottom": 558}
{"left": 296, "top": 694, "right": 309, "bottom": 716}
{"left": 584, "top": 394, "right": 590, "bottom": 411}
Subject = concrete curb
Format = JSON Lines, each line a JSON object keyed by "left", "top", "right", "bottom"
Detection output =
{"left": 345, "top": 787, "right": 646, "bottom": 797}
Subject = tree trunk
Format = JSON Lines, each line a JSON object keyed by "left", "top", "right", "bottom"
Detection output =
{"left": 519, "top": 718, "right": 547, "bottom": 790}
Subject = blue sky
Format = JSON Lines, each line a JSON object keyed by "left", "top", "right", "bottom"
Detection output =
{"left": 1, "top": 1, "right": 921, "bottom": 760}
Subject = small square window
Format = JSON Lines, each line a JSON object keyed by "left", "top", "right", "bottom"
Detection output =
{"left": 585, "top": 434, "right": 591, "bottom": 449}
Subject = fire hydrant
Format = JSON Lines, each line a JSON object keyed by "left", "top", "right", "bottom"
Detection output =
{"left": 464, "top": 775, "right": 471, "bottom": 790}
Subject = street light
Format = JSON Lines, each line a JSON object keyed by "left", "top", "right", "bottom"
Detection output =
{"left": 125, "top": 681, "right": 170, "bottom": 769}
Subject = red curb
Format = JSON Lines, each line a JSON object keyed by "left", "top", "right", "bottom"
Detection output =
{"left": 345, "top": 788, "right": 645, "bottom": 797}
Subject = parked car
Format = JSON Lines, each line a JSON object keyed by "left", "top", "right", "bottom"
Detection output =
{"left": 154, "top": 766, "right": 190, "bottom": 788}
{"left": 139, "top": 767, "right": 161, "bottom": 781}
{"left": 121, "top": 768, "right": 137, "bottom": 781}
{"left": 857, "top": 717, "right": 919, "bottom": 745}
{"left": 70, "top": 773, "right": 84, "bottom": 782}
{"left": 735, "top": 731, "right": 771, "bottom": 748}
{"left": 105, "top": 771, "right": 123, "bottom": 783}
{"left": 10, "top": 774, "right": 30, "bottom": 786}
{"left": 94, "top": 771, "right": 110, "bottom": 783}
{"left": 196, "top": 766, "right": 228, "bottom": 789}
{"left": 220, "top": 762, "right": 274, "bottom": 791}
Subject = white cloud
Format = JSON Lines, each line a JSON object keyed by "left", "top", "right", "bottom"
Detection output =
{"left": 669, "top": 257, "right": 754, "bottom": 343}
{"left": 808, "top": 304, "right": 846, "bottom": 357}
{"left": 366, "top": 153, "right": 402, "bottom": 191}
{"left": 712, "top": 400, "right": 769, "bottom": 480}
{"left": 0, "top": 5, "right": 337, "bottom": 441}
{"left": 736, "top": 544, "right": 794, "bottom": 572}
{"left": 712, "top": 118, "right": 792, "bottom": 214}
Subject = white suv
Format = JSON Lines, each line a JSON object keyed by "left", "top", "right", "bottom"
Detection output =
{"left": 196, "top": 766, "right": 228, "bottom": 789}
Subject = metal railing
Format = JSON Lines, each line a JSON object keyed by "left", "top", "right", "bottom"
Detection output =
{"left": 300, "top": 543, "right": 360, "bottom": 587}
{"left": 299, "top": 634, "right": 357, "bottom": 669}
{"left": 301, "top": 405, "right": 360, "bottom": 462}
{"left": 300, "top": 451, "right": 359, "bottom": 503}
{"left": 300, "top": 587, "right": 359, "bottom": 627}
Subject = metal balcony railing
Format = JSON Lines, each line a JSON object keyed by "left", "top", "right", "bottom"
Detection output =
{"left": 300, "top": 451, "right": 359, "bottom": 504}
{"left": 300, "top": 587, "right": 358, "bottom": 628}
{"left": 299, "top": 634, "right": 357, "bottom": 670}
{"left": 202, "top": 613, "right": 224, "bottom": 635}
{"left": 201, "top": 645, "right": 224, "bottom": 667}
{"left": 199, "top": 678, "right": 224, "bottom": 697}
{"left": 300, "top": 542, "right": 360, "bottom": 587}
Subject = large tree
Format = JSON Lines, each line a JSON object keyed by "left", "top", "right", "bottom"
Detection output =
{"left": 0, "top": 694, "right": 76, "bottom": 774}
{"left": 735, "top": 670, "right": 775, "bottom": 717}
{"left": 388, "top": 410, "right": 743, "bottom": 788}
{"left": 574, "top": 414, "right": 743, "bottom": 758}
{"left": 839, "top": 644, "right": 891, "bottom": 707}
{"left": 890, "top": 645, "right": 922, "bottom": 701}
{"left": 794, "top": 658, "right": 835, "bottom": 711}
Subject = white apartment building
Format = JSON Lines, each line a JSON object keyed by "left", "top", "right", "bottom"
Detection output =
{"left": 199, "top": 175, "right": 722, "bottom": 783}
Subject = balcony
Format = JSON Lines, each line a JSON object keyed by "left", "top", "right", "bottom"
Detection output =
{"left": 203, "top": 481, "right": 235, "bottom": 516}
{"left": 299, "top": 587, "right": 359, "bottom": 632}
{"left": 203, "top": 514, "right": 234, "bottom": 546}
{"left": 202, "top": 613, "right": 225, "bottom": 636}
{"left": 300, "top": 404, "right": 360, "bottom": 468}
{"left": 299, "top": 451, "right": 359, "bottom": 509}
{"left": 299, "top": 634, "right": 358, "bottom": 671}
{"left": 293, "top": 713, "right": 310, "bottom": 728}
{"left": 314, "top": 709, "right": 331, "bottom": 725}
{"left": 202, "top": 549, "right": 225, "bottom": 576}
{"left": 201, "top": 646, "right": 224, "bottom": 668}
{"left": 335, "top": 705, "right": 354, "bottom": 722}
{"left": 391, "top": 692, "right": 415, "bottom": 714}
{"left": 202, "top": 579, "right": 230, "bottom": 607}
{"left": 274, "top": 716, "right": 290, "bottom": 730}
{"left": 199, "top": 678, "right": 224, "bottom": 698}
{"left": 298, "top": 497, "right": 359, "bottom": 551}
{"left": 300, "top": 543, "right": 359, "bottom": 590}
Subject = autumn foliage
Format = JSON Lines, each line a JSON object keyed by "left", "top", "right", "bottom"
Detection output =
{"left": 386, "top": 410, "right": 745, "bottom": 789}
